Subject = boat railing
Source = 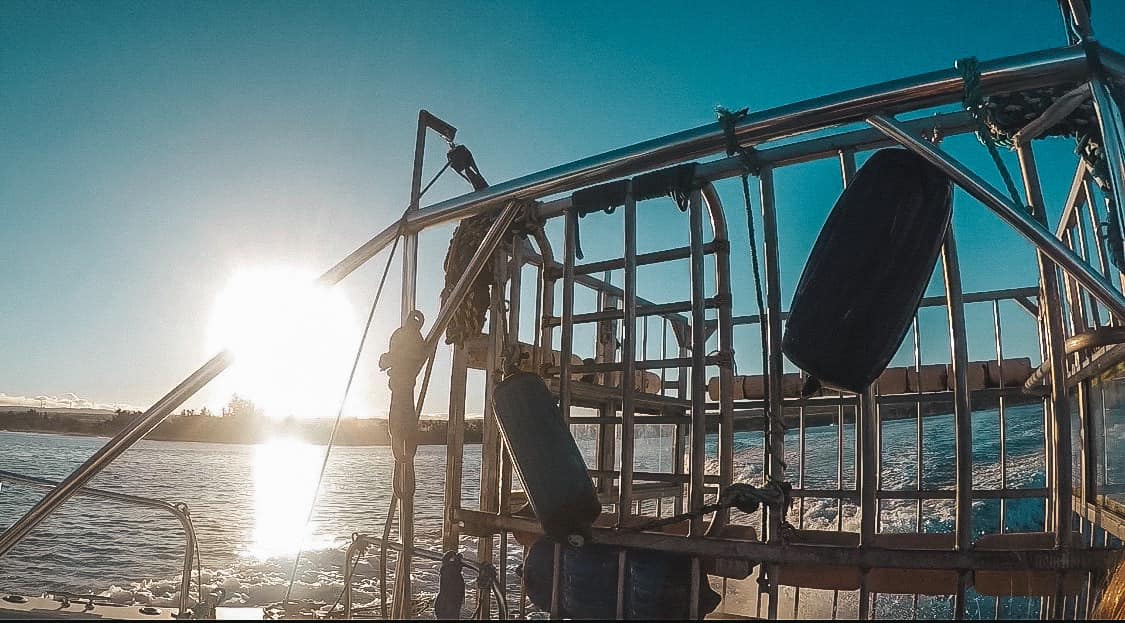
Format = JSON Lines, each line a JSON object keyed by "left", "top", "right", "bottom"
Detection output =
{"left": 0, "top": 469, "right": 197, "bottom": 616}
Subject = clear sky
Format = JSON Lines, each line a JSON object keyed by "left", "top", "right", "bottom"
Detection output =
{"left": 3, "top": 1, "right": 1125, "bottom": 418}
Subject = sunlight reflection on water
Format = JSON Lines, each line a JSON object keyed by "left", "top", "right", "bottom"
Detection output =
{"left": 250, "top": 438, "right": 334, "bottom": 559}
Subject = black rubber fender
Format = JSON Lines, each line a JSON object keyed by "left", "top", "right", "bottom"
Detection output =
{"left": 782, "top": 148, "right": 952, "bottom": 394}
{"left": 492, "top": 372, "right": 601, "bottom": 543}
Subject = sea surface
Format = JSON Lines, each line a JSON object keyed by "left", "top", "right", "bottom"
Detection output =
{"left": 0, "top": 403, "right": 1103, "bottom": 619}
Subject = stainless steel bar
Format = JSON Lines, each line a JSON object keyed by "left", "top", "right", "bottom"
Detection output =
{"left": 560, "top": 209, "right": 578, "bottom": 426}
{"left": 564, "top": 356, "right": 717, "bottom": 373}
{"left": 401, "top": 113, "right": 427, "bottom": 323}
{"left": 619, "top": 182, "right": 637, "bottom": 526}
{"left": 1089, "top": 77, "right": 1125, "bottom": 259}
{"left": 403, "top": 47, "right": 1088, "bottom": 232}
{"left": 533, "top": 230, "right": 557, "bottom": 374}
{"left": 442, "top": 346, "right": 468, "bottom": 552}
{"left": 942, "top": 231, "right": 972, "bottom": 621}
{"left": 574, "top": 243, "right": 715, "bottom": 276}
{"left": 1017, "top": 143, "right": 1073, "bottom": 551}
{"left": 688, "top": 189, "right": 708, "bottom": 537}
{"left": 471, "top": 254, "right": 507, "bottom": 620}
{"left": 866, "top": 113, "right": 1125, "bottom": 319}
{"left": 914, "top": 315, "right": 924, "bottom": 541}
{"left": 840, "top": 147, "right": 860, "bottom": 622}
{"left": 788, "top": 487, "right": 1049, "bottom": 500}
{"left": 499, "top": 243, "right": 524, "bottom": 602}
{"left": 701, "top": 183, "right": 735, "bottom": 532}
{"left": 994, "top": 300, "right": 1009, "bottom": 532}
{"left": 458, "top": 508, "right": 1118, "bottom": 571}
{"left": 857, "top": 388, "right": 876, "bottom": 620}
{"left": 595, "top": 281, "right": 620, "bottom": 497}
{"left": 545, "top": 298, "right": 722, "bottom": 326}
{"left": 0, "top": 470, "right": 197, "bottom": 616}
{"left": 524, "top": 249, "right": 693, "bottom": 329}
{"left": 943, "top": 231, "right": 974, "bottom": 555}
{"left": 758, "top": 165, "right": 785, "bottom": 620}
{"left": 0, "top": 350, "right": 231, "bottom": 557}
{"left": 693, "top": 111, "right": 975, "bottom": 181}
{"left": 1084, "top": 178, "right": 1114, "bottom": 284}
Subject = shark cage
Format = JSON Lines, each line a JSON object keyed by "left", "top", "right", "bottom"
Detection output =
{"left": 2, "top": 1, "right": 1125, "bottom": 620}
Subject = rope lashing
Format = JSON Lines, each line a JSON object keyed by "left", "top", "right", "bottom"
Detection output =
{"left": 716, "top": 105, "right": 781, "bottom": 466}
{"left": 624, "top": 480, "right": 793, "bottom": 533}
{"left": 955, "top": 57, "right": 1030, "bottom": 216}
{"left": 567, "top": 164, "right": 699, "bottom": 260}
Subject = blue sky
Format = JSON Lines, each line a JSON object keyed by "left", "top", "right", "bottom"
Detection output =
{"left": 3, "top": 1, "right": 1125, "bottom": 417}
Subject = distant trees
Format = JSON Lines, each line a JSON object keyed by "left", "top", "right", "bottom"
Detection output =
{"left": 221, "top": 394, "right": 261, "bottom": 419}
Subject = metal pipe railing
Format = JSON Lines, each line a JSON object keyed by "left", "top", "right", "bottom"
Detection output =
{"left": 0, "top": 470, "right": 197, "bottom": 616}
{"left": 866, "top": 113, "right": 1125, "bottom": 320}
{"left": 398, "top": 47, "right": 1090, "bottom": 234}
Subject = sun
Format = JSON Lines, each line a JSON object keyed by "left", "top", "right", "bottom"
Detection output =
{"left": 207, "top": 266, "right": 361, "bottom": 419}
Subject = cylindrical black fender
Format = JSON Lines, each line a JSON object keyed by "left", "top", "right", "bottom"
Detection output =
{"left": 492, "top": 372, "right": 601, "bottom": 543}
{"left": 782, "top": 148, "right": 953, "bottom": 394}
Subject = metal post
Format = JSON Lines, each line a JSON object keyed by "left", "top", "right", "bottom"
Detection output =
{"left": 620, "top": 182, "right": 637, "bottom": 525}
{"left": 474, "top": 253, "right": 508, "bottom": 620}
{"left": 401, "top": 111, "right": 428, "bottom": 321}
{"left": 758, "top": 166, "right": 785, "bottom": 620}
{"left": 701, "top": 183, "right": 735, "bottom": 530}
{"left": 688, "top": 189, "right": 708, "bottom": 537}
{"left": 561, "top": 210, "right": 578, "bottom": 426}
{"left": 442, "top": 346, "right": 468, "bottom": 552}
{"left": 1088, "top": 77, "right": 1125, "bottom": 252}
{"left": 942, "top": 230, "right": 972, "bottom": 621}
{"left": 994, "top": 301, "right": 1009, "bottom": 533}
{"left": 1016, "top": 145, "right": 1073, "bottom": 554}
{"left": 858, "top": 387, "right": 877, "bottom": 621}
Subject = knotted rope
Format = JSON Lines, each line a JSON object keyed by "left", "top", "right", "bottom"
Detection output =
{"left": 716, "top": 105, "right": 785, "bottom": 470}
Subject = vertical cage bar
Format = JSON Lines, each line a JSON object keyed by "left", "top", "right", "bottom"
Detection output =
{"left": 442, "top": 347, "right": 469, "bottom": 552}
{"left": 994, "top": 300, "right": 1008, "bottom": 532}
{"left": 472, "top": 253, "right": 507, "bottom": 620}
{"left": 703, "top": 185, "right": 736, "bottom": 530}
{"left": 561, "top": 210, "right": 578, "bottom": 425}
{"left": 1089, "top": 78, "right": 1125, "bottom": 250}
{"left": 620, "top": 182, "right": 638, "bottom": 525}
{"left": 499, "top": 244, "right": 524, "bottom": 603}
{"left": 942, "top": 230, "right": 972, "bottom": 621}
{"left": 688, "top": 189, "right": 708, "bottom": 537}
{"left": 1017, "top": 144, "right": 1073, "bottom": 553}
{"left": 912, "top": 315, "right": 923, "bottom": 620}
{"left": 759, "top": 165, "right": 785, "bottom": 620}
{"left": 687, "top": 188, "right": 707, "bottom": 620}
{"left": 858, "top": 388, "right": 877, "bottom": 621}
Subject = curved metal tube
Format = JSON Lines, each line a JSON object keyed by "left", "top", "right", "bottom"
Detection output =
{"left": 340, "top": 534, "right": 507, "bottom": 620}
{"left": 0, "top": 470, "right": 197, "bottom": 616}
{"left": 1025, "top": 326, "right": 1125, "bottom": 391}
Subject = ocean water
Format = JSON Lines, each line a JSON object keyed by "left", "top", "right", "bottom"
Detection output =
{"left": 0, "top": 403, "right": 1097, "bottom": 619}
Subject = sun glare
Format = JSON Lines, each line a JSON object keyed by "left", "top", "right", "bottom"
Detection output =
{"left": 250, "top": 438, "right": 335, "bottom": 559}
{"left": 208, "top": 266, "right": 361, "bottom": 419}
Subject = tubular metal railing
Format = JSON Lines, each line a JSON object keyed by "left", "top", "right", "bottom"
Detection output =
{"left": 0, "top": 469, "right": 197, "bottom": 616}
